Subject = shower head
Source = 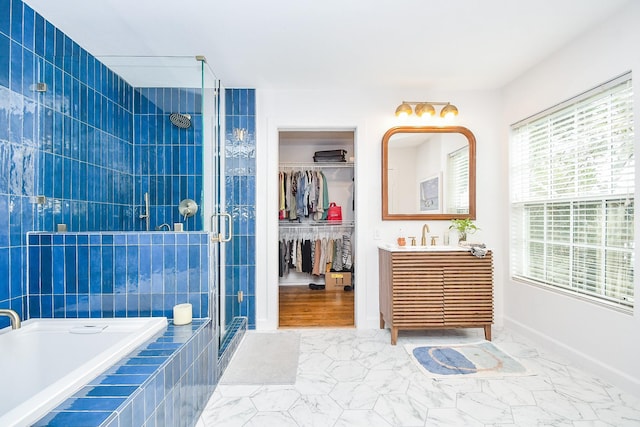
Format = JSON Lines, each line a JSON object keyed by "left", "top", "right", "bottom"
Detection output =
{"left": 169, "top": 113, "right": 192, "bottom": 129}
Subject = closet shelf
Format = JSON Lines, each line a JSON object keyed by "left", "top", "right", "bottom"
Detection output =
{"left": 279, "top": 220, "right": 355, "bottom": 229}
{"left": 279, "top": 162, "right": 354, "bottom": 169}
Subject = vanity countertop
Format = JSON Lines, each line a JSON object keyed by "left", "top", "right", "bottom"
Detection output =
{"left": 377, "top": 243, "right": 471, "bottom": 252}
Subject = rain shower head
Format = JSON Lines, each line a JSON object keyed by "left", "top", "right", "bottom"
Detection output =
{"left": 169, "top": 113, "right": 192, "bottom": 129}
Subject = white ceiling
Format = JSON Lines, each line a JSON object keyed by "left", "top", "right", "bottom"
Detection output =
{"left": 24, "top": 0, "right": 630, "bottom": 91}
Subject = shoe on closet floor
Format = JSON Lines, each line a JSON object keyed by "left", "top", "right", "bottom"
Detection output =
{"left": 309, "top": 283, "right": 325, "bottom": 290}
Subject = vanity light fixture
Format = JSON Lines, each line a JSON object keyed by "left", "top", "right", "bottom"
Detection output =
{"left": 394, "top": 101, "right": 459, "bottom": 119}
{"left": 394, "top": 102, "right": 413, "bottom": 117}
{"left": 439, "top": 103, "right": 458, "bottom": 119}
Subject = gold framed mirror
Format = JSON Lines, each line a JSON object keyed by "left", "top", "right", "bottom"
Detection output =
{"left": 382, "top": 126, "right": 476, "bottom": 220}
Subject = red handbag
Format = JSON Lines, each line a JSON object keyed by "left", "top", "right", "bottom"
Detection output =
{"left": 327, "top": 202, "right": 342, "bottom": 221}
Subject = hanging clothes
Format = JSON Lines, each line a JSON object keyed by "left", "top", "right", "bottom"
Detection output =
{"left": 296, "top": 239, "right": 303, "bottom": 272}
{"left": 302, "top": 239, "right": 313, "bottom": 273}
{"left": 325, "top": 238, "right": 334, "bottom": 273}
{"left": 314, "top": 171, "right": 324, "bottom": 220}
{"left": 289, "top": 173, "right": 298, "bottom": 220}
{"left": 321, "top": 172, "right": 329, "bottom": 220}
{"left": 278, "top": 239, "right": 286, "bottom": 277}
{"left": 333, "top": 237, "right": 343, "bottom": 272}
{"left": 278, "top": 230, "right": 353, "bottom": 278}
{"left": 279, "top": 172, "right": 286, "bottom": 219}
{"left": 279, "top": 169, "right": 332, "bottom": 221}
{"left": 296, "top": 171, "right": 306, "bottom": 218}
{"left": 342, "top": 234, "right": 352, "bottom": 270}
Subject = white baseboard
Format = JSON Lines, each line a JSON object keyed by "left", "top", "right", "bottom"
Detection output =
{"left": 504, "top": 316, "right": 640, "bottom": 397}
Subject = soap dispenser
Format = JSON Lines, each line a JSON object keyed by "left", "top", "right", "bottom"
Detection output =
{"left": 397, "top": 229, "right": 406, "bottom": 246}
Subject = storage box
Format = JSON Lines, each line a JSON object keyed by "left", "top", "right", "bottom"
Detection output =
{"left": 325, "top": 272, "right": 352, "bottom": 289}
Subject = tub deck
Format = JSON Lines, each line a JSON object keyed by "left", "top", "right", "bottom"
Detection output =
{"left": 0, "top": 318, "right": 167, "bottom": 427}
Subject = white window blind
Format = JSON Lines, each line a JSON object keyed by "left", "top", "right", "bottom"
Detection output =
{"left": 446, "top": 147, "right": 469, "bottom": 214}
{"left": 510, "top": 73, "right": 634, "bottom": 308}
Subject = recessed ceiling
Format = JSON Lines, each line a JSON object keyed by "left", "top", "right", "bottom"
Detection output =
{"left": 23, "top": 0, "right": 630, "bottom": 90}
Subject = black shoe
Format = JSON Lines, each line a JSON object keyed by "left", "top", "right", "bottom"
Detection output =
{"left": 309, "top": 283, "right": 325, "bottom": 290}
{"left": 343, "top": 285, "right": 353, "bottom": 291}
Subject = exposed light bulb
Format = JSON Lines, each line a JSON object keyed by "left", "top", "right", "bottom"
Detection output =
{"left": 395, "top": 103, "right": 413, "bottom": 117}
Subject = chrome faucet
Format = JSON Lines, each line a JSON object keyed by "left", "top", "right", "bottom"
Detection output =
{"left": 156, "top": 223, "right": 171, "bottom": 231}
{"left": 421, "top": 224, "right": 430, "bottom": 246}
{"left": 0, "top": 309, "right": 21, "bottom": 329}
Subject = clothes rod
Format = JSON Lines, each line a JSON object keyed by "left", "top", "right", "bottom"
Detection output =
{"left": 279, "top": 222, "right": 354, "bottom": 228}
{"left": 279, "top": 162, "right": 353, "bottom": 169}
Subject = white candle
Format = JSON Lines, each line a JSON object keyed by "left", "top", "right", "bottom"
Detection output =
{"left": 173, "top": 303, "right": 193, "bottom": 325}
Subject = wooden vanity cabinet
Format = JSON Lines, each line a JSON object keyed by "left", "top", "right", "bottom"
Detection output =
{"left": 378, "top": 248, "right": 493, "bottom": 345}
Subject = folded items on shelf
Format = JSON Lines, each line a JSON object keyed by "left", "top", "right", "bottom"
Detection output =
{"left": 313, "top": 149, "right": 347, "bottom": 163}
{"left": 314, "top": 149, "right": 347, "bottom": 157}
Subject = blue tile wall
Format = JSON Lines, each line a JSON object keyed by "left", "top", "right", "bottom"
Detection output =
{"left": 224, "top": 89, "right": 256, "bottom": 329}
{"left": 134, "top": 88, "right": 203, "bottom": 232}
{"left": 0, "top": 0, "right": 135, "bottom": 327}
{"left": 0, "top": 0, "right": 208, "bottom": 329}
{"left": 34, "top": 319, "right": 217, "bottom": 427}
{"left": 27, "top": 231, "right": 210, "bottom": 320}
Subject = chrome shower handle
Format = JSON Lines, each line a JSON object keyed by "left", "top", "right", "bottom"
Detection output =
{"left": 210, "top": 212, "right": 233, "bottom": 243}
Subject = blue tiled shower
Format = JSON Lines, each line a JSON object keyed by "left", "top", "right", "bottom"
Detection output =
{"left": 0, "top": 0, "right": 207, "bottom": 328}
{"left": 134, "top": 88, "right": 204, "bottom": 231}
{"left": 0, "top": 0, "right": 226, "bottom": 424}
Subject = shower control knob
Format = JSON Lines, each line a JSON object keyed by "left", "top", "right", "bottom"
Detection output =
{"left": 178, "top": 199, "right": 199, "bottom": 220}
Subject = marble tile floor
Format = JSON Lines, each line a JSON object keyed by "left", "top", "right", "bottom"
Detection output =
{"left": 196, "top": 328, "right": 640, "bottom": 426}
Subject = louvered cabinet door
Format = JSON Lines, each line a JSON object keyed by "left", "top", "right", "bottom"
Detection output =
{"left": 390, "top": 253, "right": 444, "bottom": 328}
{"left": 442, "top": 251, "right": 493, "bottom": 327}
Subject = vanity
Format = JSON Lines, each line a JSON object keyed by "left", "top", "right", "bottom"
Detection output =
{"left": 378, "top": 244, "right": 493, "bottom": 345}
{"left": 378, "top": 125, "right": 491, "bottom": 344}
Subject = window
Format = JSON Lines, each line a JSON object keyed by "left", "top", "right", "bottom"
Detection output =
{"left": 510, "top": 73, "right": 634, "bottom": 308}
{"left": 446, "top": 147, "right": 469, "bottom": 214}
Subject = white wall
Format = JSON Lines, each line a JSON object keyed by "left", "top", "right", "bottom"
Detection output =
{"left": 255, "top": 88, "right": 503, "bottom": 330}
{"left": 501, "top": 2, "right": 640, "bottom": 395}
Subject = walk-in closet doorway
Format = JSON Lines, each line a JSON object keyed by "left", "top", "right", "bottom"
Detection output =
{"left": 277, "top": 130, "right": 356, "bottom": 327}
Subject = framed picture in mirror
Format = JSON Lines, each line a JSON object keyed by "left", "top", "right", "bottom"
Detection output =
{"left": 419, "top": 174, "right": 441, "bottom": 212}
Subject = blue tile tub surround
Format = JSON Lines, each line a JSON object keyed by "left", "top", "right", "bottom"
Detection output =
{"left": 134, "top": 87, "right": 204, "bottom": 232}
{"left": 224, "top": 89, "right": 256, "bottom": 329}
{"left": 33, "top": 319, "right": 217, "bottom": 427}
{"left": 27, "top": 231, "right": 211, "bottom": 320}
{"left": 217, "top": 316, "right": 247, "bottom": 378}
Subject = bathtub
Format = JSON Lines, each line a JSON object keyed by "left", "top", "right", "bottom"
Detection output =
{"left": 0, "top": 317, "right": 167, "bottom": 427}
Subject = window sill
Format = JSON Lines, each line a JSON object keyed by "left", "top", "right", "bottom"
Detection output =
{"left": 511, "top": 276, "right": 634, "bottom": 315}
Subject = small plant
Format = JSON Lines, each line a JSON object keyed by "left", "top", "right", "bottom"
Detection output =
{"left": 449, "top": 219, "right": 479, "bottom": 242}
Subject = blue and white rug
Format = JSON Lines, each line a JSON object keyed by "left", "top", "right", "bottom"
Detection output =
{"left": 406, "top": 341, "right": 528, "bottom": 378}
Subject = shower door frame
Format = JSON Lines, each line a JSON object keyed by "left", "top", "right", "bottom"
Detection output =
{"left": 199, "top": 62, "right": 228, "bottom": 340}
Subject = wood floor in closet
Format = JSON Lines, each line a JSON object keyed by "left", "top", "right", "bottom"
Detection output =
{"left": 279, "top": 285, "right": 355, "bottom": 328}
